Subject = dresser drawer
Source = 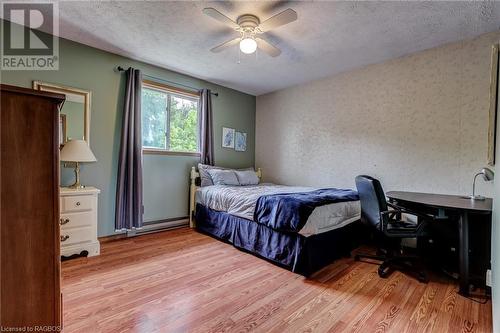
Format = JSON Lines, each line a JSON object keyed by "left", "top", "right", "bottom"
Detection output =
{"left": 60, "top": 226, "right": 94, "bottom": 246}
{"left": 60, "top": 211, "right": 93, "bottom": 230}
{"left": 61, "top": 195, "right": 93, "bottom": 213}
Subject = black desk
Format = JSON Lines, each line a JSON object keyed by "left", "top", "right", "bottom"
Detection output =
{"left": 386, "top": 191, "right": 492, "bottom": 296}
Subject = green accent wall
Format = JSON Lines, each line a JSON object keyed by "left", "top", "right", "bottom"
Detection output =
{"left": 1, "top": 34, "right": 256, "bottom": 236}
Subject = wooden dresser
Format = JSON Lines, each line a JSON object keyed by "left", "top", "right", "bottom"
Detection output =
{"left": 60, "top": 187, "right": 101, "bottom": 257}
{"left": 1, "top": 84, "right": 65, "bottom": 328}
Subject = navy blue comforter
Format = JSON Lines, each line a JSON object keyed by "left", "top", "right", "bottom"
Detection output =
{"left": 253, "top": 188, "right": 359, "bottom": 233}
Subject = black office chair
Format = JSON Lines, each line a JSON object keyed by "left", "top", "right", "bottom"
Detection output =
{"left": 354, "top": 175, "right": 432, "bottom": 282}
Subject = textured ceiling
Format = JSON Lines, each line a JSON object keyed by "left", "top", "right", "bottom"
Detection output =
{"left": 25, "top": 1, "right": 500, "bottom": 95}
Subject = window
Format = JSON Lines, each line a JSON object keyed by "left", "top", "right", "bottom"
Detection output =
{"left": 141, "top": 80, "right": 200, "bottom": 154}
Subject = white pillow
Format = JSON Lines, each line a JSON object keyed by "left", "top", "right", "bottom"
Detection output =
{"left": 198, "top": 163, "right": 225, "bottom": 187}
{"left": 207, "top": 169, "right": 239, "bottom": 185}
{"left": 198, "top": 163, "right": 255, "bottom": 186}
{"left": 234, "top": 170, "right": 259, "bottom": 186}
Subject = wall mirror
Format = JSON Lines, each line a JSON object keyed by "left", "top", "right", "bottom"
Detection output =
{"left": 33, "top": 81, "right": 91, "bottom": 146}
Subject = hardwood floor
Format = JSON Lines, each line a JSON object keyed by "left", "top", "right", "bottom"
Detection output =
{"left": 61, "top": 228, "right": 492, "bottom": 333}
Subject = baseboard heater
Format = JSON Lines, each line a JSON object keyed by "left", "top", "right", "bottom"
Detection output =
{"left": 127, "top": 216, "right": 189, "bottom": 237}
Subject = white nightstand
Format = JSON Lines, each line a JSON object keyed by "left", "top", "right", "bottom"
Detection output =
{"left": 60, "top": 186, "right": 100, "bottom": 257}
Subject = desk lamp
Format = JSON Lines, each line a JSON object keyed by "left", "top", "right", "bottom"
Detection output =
{"left": 466, "top": 167, "right": 494, "bottom": 200}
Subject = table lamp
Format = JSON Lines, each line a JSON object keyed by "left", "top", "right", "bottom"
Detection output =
{"left": 466, "top": 167, "right": 494, "bottom": 201}
{"left": 60, "top": 139, "right": 97, "bottom": 189}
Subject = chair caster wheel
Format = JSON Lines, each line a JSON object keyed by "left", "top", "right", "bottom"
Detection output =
{"left": 417, "top": 272, "right": 428, "bottom": 283}
{"left": 378, "top": 266, "right": 390, "bottom": 278}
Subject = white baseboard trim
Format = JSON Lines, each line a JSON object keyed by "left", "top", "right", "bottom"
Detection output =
{"left": 127, "top": 217, "right": 189, "bottom": 237}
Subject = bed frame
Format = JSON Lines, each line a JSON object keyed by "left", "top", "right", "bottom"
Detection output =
{"left": 189, "top": 166, "right": 262, "bottom": 227}
{"left": 190, "top": 166, "right": 363, "bottom": 275}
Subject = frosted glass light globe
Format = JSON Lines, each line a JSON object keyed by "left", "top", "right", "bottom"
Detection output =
{"left": 239, "top": 37, "right": 257, "bottom": 54}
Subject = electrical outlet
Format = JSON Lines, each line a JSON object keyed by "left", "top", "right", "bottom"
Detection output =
{"left": 486, "top": 269, "right": 492, "bottom": 287}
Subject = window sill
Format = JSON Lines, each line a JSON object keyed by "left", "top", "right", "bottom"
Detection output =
{"left": 143, "top": 149, "right": 201, "bottom": 157}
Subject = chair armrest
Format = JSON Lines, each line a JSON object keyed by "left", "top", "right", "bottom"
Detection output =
{"left": 380, "top": 209, "right": 400, "bottom": 219}
{"left": 387, "top": 202, "right": 435, "bottom": 221}
{"left": 379, "top": 209, "right": 401, "bottom": 232}
{"left": 380, "top": 206, "right": 431, "bottom": 236}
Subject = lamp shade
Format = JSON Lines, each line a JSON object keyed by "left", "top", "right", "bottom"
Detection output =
{"left": 481, "top": 167, "right": 494, "bottom": 181}
{"left": 60, "top": 140, "right": 97, "bottom": 162}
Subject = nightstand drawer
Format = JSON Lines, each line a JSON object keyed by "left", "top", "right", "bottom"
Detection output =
{"left": 61, "top": 195, "right": 93, "bottom": 213}
{"left": 60, "top": 211, "right": 93, "bottom": 229}
{"left": 60, "top": 226, "right": 94, "bottom": 246}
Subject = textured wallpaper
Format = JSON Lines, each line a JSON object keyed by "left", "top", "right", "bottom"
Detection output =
{"left": 256, "top": 31, "right": 500, "bottom": 197}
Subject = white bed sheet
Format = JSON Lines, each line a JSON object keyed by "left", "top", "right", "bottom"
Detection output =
{"left": 195, "top": 184, "right": 360, "bottom": 236}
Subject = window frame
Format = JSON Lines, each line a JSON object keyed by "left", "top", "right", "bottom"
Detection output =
{"left": 141, "top": 80, "right": 201, "bottom": 157}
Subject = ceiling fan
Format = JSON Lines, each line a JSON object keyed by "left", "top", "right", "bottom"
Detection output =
{"left": 202, "top": 7, "right": 298, "bottom": 57}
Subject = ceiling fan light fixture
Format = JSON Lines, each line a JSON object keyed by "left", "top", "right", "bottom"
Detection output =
{"left": 239, "top": 37, "right": 257, "bottom": 54}
{"left": 203, "top": 7, "right": 297, "bottom": 57}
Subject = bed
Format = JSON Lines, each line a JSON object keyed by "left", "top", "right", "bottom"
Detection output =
{"left": 189, "top": 167, "right": 363, "bottom": 275}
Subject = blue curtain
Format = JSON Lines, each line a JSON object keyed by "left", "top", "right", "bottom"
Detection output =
{"left": 115, "top": 67, "right": 144, "bottom": 231}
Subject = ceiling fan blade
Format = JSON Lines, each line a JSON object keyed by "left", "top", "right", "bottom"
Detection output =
{"left": 258, "top": 8, "right": 297, "bottom": 32}
{"left": 210, "top": 37, "right": 240, "bottom": 53}
{"left": 256, "top": 37, "right": 281, "bottom": 57}
{"left": 202, "top": 8, "right": 239, "bottom": 29}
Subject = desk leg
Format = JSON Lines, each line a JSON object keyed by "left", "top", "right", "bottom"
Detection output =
{"left": 458, "top": 212, "right": 470, "bottom": 296}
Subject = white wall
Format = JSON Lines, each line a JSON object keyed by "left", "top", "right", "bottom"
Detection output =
{"left": 256, "top": 31, "right": 499, "bottom": 198}
{"left": 493, "top": 144, "right": 500, "bottom": 333}
{"left": 492, "top": 41, "right": 500, "bottom": 333}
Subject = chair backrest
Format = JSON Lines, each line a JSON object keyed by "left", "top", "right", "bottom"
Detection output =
{"left": 355, "top": 175, "right": 388, "bottom": 230}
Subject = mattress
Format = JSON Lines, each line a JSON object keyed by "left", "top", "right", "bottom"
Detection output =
{"left": 195, "top": 183, "right": 361, "bottom": 236}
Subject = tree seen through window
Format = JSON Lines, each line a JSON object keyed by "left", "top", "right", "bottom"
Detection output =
{"left": 141, "top": 85, "right": 199, "bottom": 152}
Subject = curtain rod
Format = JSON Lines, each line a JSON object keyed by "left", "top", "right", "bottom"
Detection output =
{"left": 116, "top": 66, "right": 218, "bottom": 97}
